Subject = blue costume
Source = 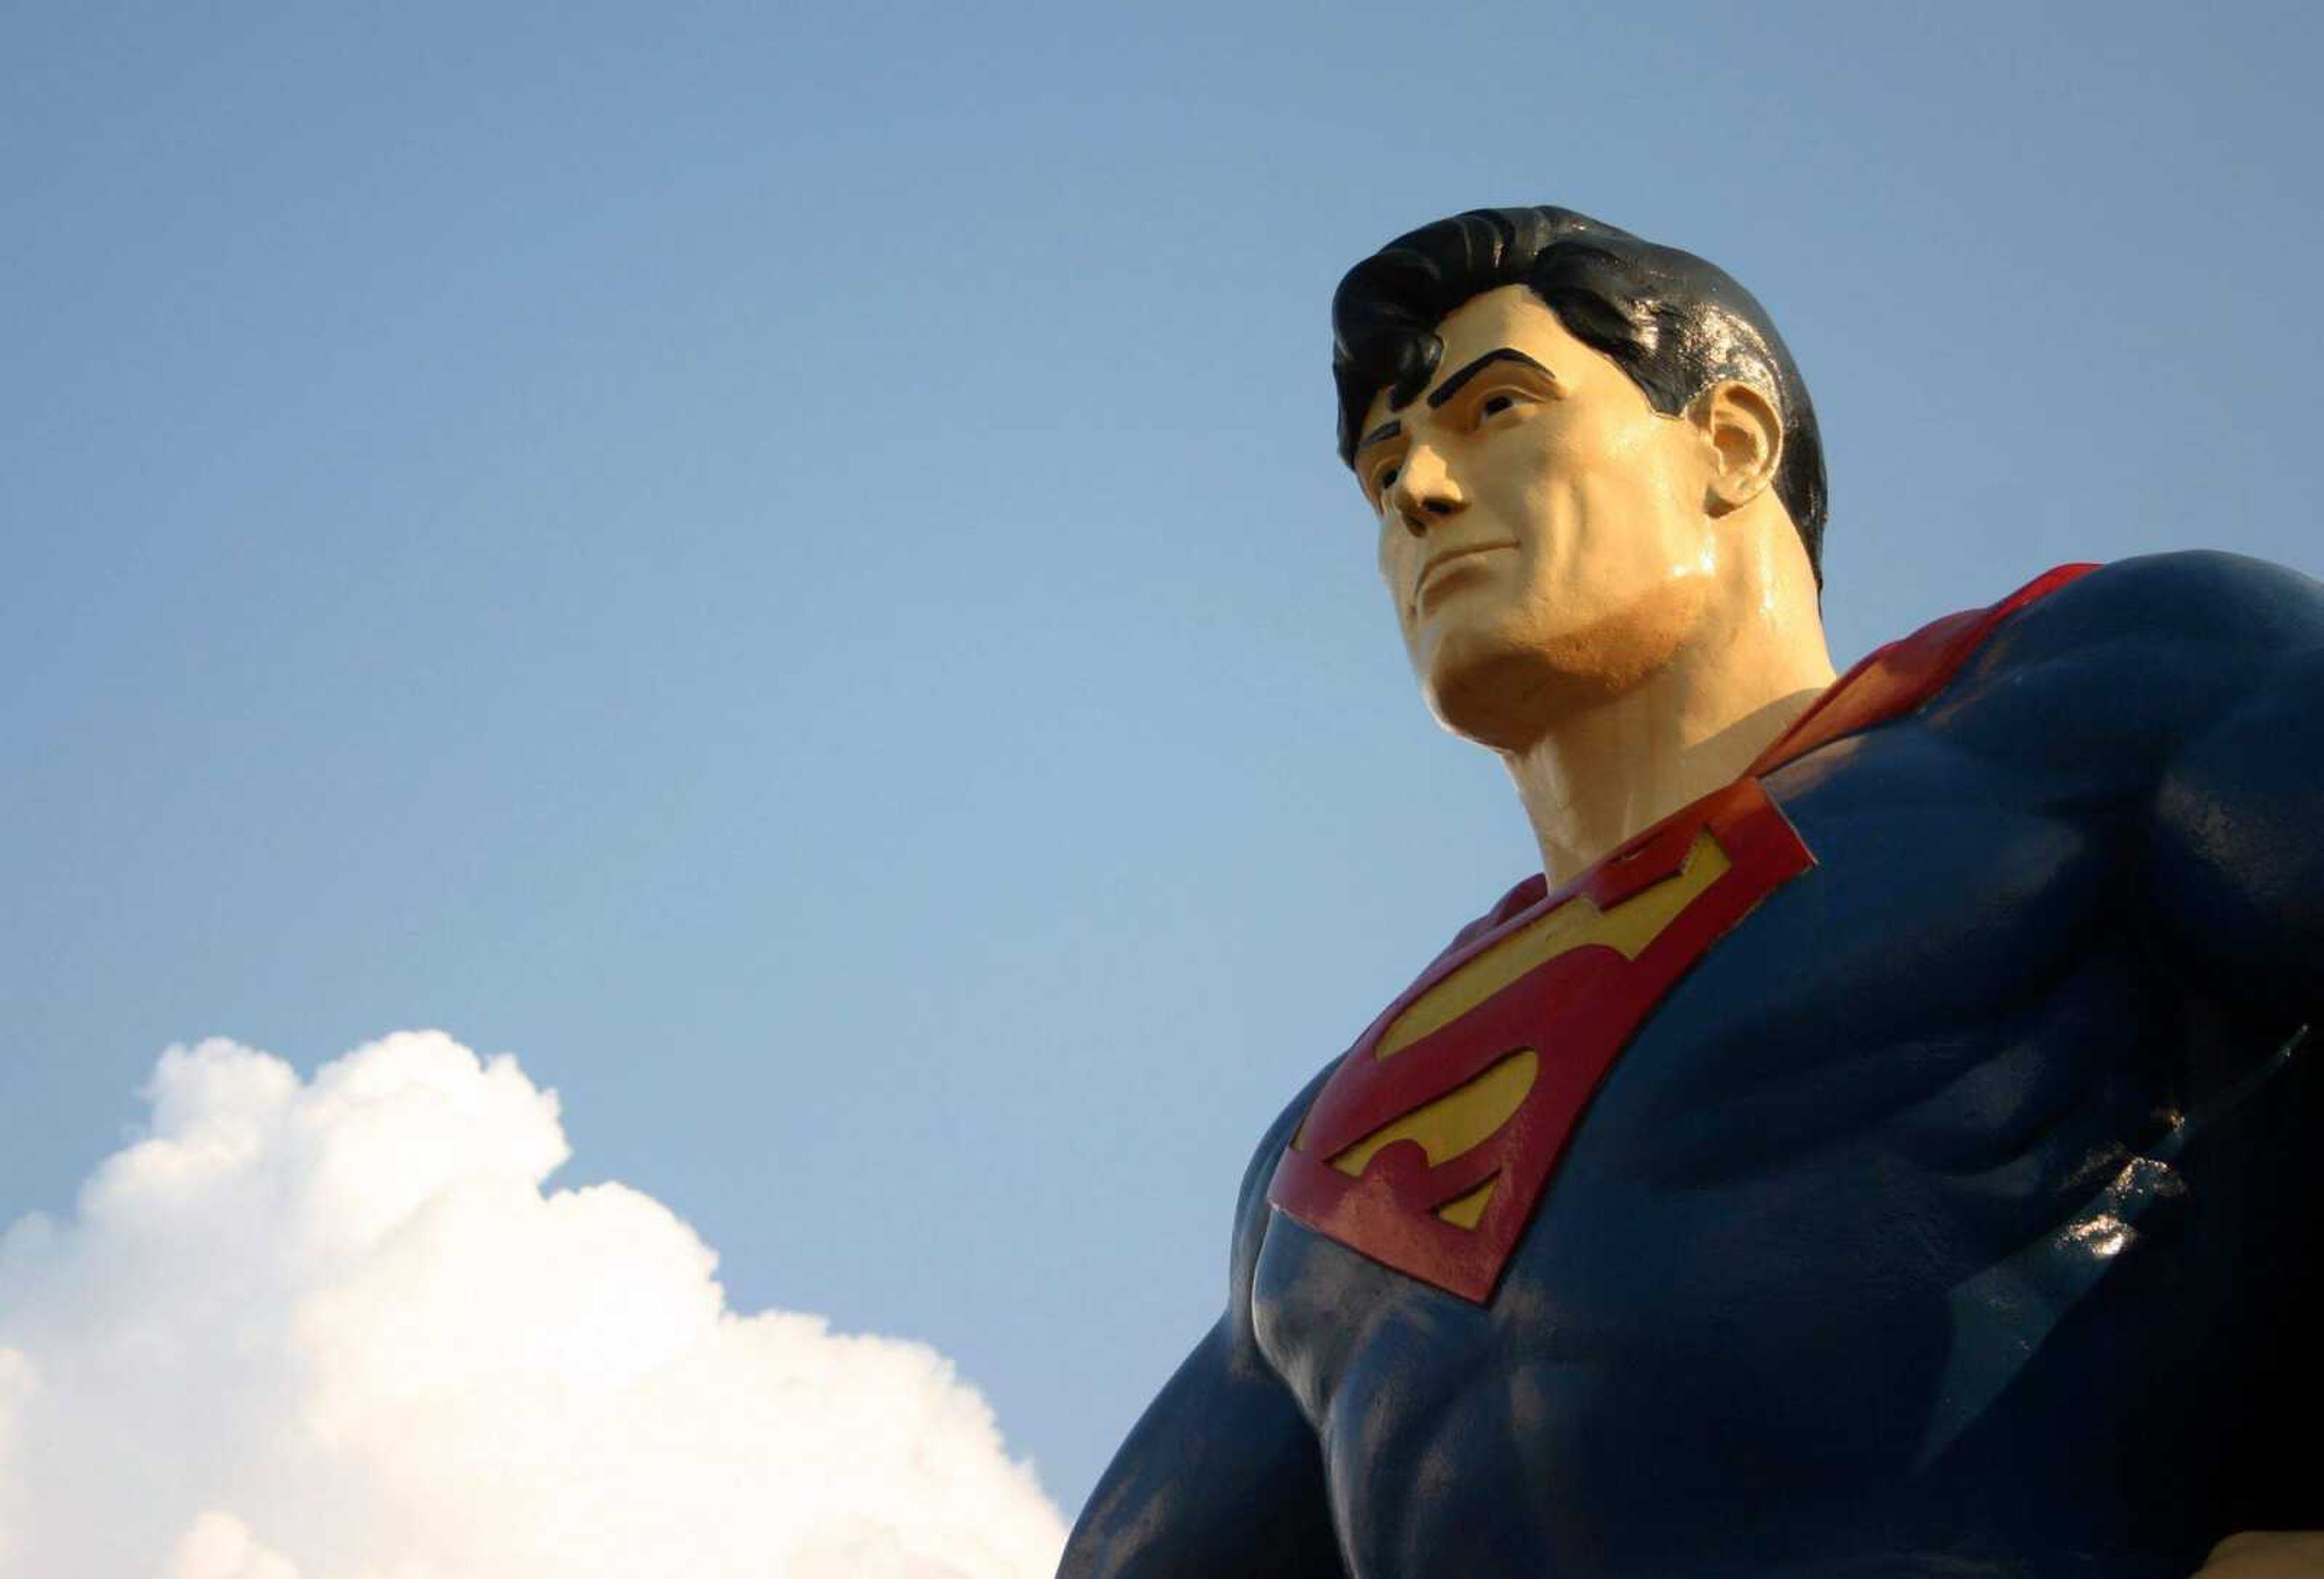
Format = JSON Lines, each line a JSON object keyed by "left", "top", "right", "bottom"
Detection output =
{"left": 1062, "top": 552, "right": 2324, "bottom": 1578}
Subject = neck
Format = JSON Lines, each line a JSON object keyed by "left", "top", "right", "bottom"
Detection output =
{"left": 1500, "top": 557, "right": 1835, "bottom": 888}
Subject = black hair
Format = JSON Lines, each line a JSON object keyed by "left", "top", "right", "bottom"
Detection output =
{"left": 1331, "top": 206, "right": 1828, "bottom": 583}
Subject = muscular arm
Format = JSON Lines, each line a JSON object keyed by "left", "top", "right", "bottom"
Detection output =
{"left": 1960, "top": 551, "right": 2324, "bottom": 1029}
{"left": 1059, "top": 1089, "right": 1348, "bottom": 1579}
{"left": 1992, "top": 553, "right": 2324, "bottom": 1570}
{"left": 2144, "top": 563, "right": 2324, "bottom": 1563}
{"left": 2140, "top": 564, "right": 2324, "bottom": 1031}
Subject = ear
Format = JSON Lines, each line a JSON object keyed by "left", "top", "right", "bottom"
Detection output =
{"left": 1689, "top": 380, "right": 1784, "bottom": 517}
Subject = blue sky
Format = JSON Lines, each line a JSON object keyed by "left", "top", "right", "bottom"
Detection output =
{"left": 6, "top": 0, "right": 2322, "bottom": 1527}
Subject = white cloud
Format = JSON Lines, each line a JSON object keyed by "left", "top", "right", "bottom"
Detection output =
{"left": 160, "top": 1514, "right": 298, "bottom": 1579}
{"left": 0, "top": 1032, "right": 1066, "bottom": 1579}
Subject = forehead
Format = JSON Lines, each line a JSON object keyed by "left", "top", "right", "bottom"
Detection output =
{"left": 1361, "top": 283, "right": 1614, "bottom": 435}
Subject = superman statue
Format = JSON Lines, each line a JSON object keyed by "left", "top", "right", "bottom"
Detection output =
{"left": 1057, "top": 208, "right": 2324, "bottom": 1578}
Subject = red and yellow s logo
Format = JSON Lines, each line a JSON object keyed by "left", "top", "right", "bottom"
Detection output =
{"left": 1268, "top": 776, "right": 1813, "bottom": 1302}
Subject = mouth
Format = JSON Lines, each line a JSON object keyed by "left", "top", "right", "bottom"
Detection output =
{"left": 1411, "top": 540, "right": 1518, "bottom": 615}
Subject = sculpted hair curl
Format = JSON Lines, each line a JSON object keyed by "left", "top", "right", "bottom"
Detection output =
{"left": 1331, "top": 206, "right": 1830, "bottom": 583}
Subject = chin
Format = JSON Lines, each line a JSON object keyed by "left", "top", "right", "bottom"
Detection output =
{"left": 1419, "top": 625, "right": 1577, "bottom": 753}
{"left": 1416, "top": 591, "right": 1698, "bottom": 751}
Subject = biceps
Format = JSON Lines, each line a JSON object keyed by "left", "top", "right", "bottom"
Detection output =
{"left": 1060, "top": 1318, "right": 1346, "bottom": 1579}
{"left": 2144, "top": 647, "right": 2324, "bottom": 1028}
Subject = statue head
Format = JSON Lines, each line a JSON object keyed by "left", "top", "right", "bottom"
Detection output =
{"left": 1331, "top": 207, "right": 1829, "bottom": 753}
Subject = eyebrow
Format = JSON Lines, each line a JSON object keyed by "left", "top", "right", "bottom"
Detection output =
{"left": 1355, "top": 419, "right": 1403, "bottom": 453}
{"left": 1426, "top": 348, "right": 1555, "bottom": 410}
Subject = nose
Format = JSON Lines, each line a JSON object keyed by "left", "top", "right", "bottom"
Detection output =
{"left": 1388, "top": 444, "right": 1466, "bottom": 537}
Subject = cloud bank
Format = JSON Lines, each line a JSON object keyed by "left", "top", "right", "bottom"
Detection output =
{"left": 0, "top": 1032, "right": 1066, "bottom": 1578}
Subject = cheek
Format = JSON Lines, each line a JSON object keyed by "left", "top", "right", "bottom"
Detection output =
{"left": 1378, "top": 524, "right": 1419, "bottom": 637}
{"left": 1512, "top": 425, "right": 1702, "bottom": 570}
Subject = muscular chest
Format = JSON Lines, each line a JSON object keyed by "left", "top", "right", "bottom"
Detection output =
{"left": 1250, "top": 736, "right": 2173, "bottom": 1563}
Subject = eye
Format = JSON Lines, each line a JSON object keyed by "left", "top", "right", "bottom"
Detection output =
{"left": 1373, "top": 462, "right": 1401, "bottom": 494}
{"left": 1478, "top": 391, "right": 1525, "bottom": 421}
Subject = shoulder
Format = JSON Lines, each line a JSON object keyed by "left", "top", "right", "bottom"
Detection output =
{"left": 1923, "top": 553, "right": 2324, "bottom": 767}
{"left": 1218, "top": 1061, "right": 1338, "bottom": 1351}
{"left": 1232, "top": 1064, "right": 1332, "bottom": 1270}
{"left": 1978, "top": 551, "right": 2324, "bottom": 672}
